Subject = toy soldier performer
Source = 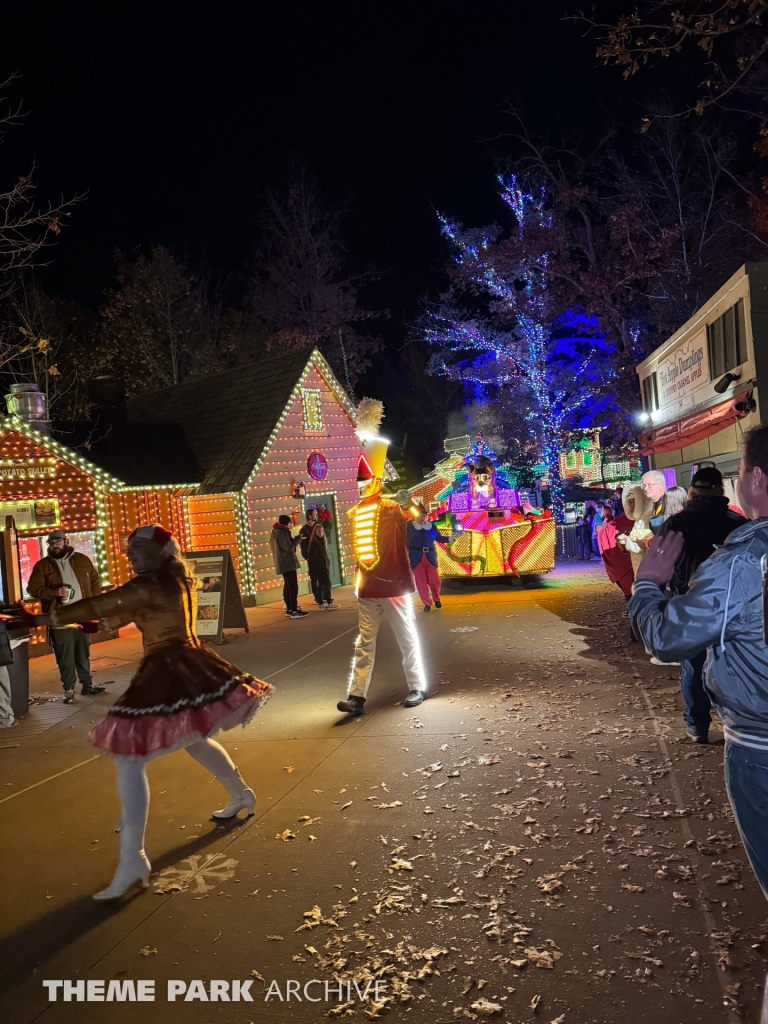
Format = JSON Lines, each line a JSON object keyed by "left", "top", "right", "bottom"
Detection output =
{"left": 337, "top": 399, "right": 429, "bottom": 716}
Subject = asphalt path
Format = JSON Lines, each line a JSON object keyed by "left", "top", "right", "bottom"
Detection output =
{"left": 1, "top": 564, "right": 766, "bottom": 1023}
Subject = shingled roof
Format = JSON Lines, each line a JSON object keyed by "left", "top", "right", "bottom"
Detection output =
{"left": 125, "top": 348, "right": 353, "bottom": 493}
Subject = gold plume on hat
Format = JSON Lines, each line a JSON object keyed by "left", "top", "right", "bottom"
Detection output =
{"left": 355, "top": 397, "right": 384, "bottom": 440}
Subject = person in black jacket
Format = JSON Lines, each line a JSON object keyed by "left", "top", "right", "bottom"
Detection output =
{"left": 658, "top": 466, "right": 748, "bottom": 742}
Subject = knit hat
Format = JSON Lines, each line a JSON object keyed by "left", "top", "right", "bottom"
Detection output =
{"left": 690, "top": 466, "right": 723, "bottom": 491}
{"left": 128, "top": 524, "right": 174, "bottom": 548}
{"left": 278, "top": 515, "right": 292, "bottom": 526}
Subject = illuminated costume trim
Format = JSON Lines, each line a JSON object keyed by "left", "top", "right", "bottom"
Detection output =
{"left": 341, "top": 401, "right": 427, "bottom": 707}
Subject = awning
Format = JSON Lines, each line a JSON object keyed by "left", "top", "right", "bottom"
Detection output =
{"left": 639, "top": 391, "right": 754, "bottom": 456}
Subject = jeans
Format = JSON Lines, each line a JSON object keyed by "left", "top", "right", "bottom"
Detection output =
{"left": 49, "top": 627, "right": 93, "bottom": 692}
{"left": 281, "top": 570, "right": 299, "bottom": 612}
{"left": 724, "top": 742, "right": 768, "bottom": 900}
{"left": 679, "top": 649, "right": 711, "bottom": 735}
{"left": 308, "top": 562, "right": 332, "bottom": 605}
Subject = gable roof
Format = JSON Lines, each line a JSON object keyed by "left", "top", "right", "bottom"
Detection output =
{"left": 57, "top": 420, "right": 202, "bottom": 487}
{"left": 126, "top": 348, "right": 356, "bottom": 493}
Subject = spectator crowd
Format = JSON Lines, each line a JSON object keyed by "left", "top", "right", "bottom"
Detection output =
{"left": 589, "top": 430, "right": 768, "bottom": 908}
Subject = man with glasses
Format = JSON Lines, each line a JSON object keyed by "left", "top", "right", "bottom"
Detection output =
{"left": 641, "top": 470, "right": 667, "bottom": 534}
{"left": 27, "top": 530, "right": 107, "bottom": 704}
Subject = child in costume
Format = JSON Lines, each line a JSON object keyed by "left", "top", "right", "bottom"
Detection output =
{"left": 20, "top": 524, "right": 272, "bottom": 903}
{"left": 337, "top": 400, "right": 427, "bottom": 715}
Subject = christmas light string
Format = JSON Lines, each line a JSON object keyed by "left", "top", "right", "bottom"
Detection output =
{"left": 425, "top": 175, "right": 618, "bottom": 521}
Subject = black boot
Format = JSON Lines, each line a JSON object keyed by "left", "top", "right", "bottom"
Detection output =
{"left": 337, "top": 695, "right": 366, "bottom": 715}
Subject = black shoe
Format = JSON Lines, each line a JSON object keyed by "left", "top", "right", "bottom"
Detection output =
{"left": 63, "top": 689, "right": 76, "bottom": 704}
{"left": 404, "top": 689, "right": 426, "bottom": 707}
{"left": 434, "top": 600, "right": 442, "bottom": 609}
{"left": 423, "top": 604, "right": 431, "bottom": 612}
{"left": 686, "top": 728, "right": 709, "bottom": 744}
{"left": 337, "top": 695, "right": 365, "bottom": 715}
{"left": 290, "top": 609, "right": 308, "bottom": 618}
{"left": 82, "top": 684, "right": 108, "bottom": 696}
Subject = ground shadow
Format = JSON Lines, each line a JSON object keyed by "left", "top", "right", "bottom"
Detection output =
{"left": 0, "top": 828, "right": 231, "bottom": 993}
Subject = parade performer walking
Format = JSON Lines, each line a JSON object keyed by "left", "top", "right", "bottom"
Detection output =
{"left": 407, "top": 503, "right": 443, "bottom": 611}
{"left": 18, "top": 525, "right": 272, "bottom": 903}
{"left": 337, "top": 399, "right": 428, "bottom": 715}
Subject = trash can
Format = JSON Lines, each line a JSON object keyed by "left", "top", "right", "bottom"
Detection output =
{"left": 8, "top": 627, "right": 30, "bottom": 719}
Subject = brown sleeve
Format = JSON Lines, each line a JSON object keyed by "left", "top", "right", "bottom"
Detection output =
{"left": 27, "top": 559, "right": 59, "bottom": 601}
{"left": 47, "top": 577, "right": 148, "bottom": 627}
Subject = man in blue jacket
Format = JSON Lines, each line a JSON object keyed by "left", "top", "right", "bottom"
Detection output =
{"left": 407, "top": 505, "right": 443, "bottom": 612}
{"left": 630, "top": 425, "right": 768, "bottom": 898}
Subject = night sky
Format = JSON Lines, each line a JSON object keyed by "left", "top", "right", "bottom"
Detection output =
{"left": 0, "top": 2, "right": 616, "bottom": 319}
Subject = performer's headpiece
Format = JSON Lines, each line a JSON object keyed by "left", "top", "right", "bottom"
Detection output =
{"left": 355, "top": 398, "right": 389, "bottom": 481}
{"left": 129, "top": 524, "right": 175, "bottom": 550}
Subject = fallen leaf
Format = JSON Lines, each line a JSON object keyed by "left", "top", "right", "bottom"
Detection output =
{"left": 137, "top": 946, "right": 157, "bottom": 956}
{"left": 275, "top": 829, "right": 296, "bottom": 841}
{"left": 283, "top": 766, "right": 294, "bottom": 773}
{"left": 266, "top": 935, "right": 284, "bottom": 941}
{"left": 471, "top": 997, "right": 503, "bottom": 1016}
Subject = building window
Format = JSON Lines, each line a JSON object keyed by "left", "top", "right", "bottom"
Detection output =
{"left": 566, "top": 451, "right": 576, "bottom": 469}
{"left": 582, "top": 451, "right": 593, "bottom": 467}
{"left": 642, "top": 371, "right": 659, "bottom": 413}
{"left": 302, "top": 390, "right": 323, "bottom": 431}
{"left": 707, "top": 299, "right": 745, "bottom": 380}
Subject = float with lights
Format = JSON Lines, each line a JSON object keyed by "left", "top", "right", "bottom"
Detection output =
{"left": 409, "top": 436, "right": 555, "bottom": 581}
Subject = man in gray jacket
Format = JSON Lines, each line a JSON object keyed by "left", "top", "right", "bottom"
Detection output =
{"left": 269, "top": 515, "right": 307, "bottom": 618}
{"left": 630, "top": 425, "right": 768, "bottom": 898}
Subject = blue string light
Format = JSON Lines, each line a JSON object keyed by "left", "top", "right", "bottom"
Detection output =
{"left": 424, "top": 175, "right": 618, "bottom": 522}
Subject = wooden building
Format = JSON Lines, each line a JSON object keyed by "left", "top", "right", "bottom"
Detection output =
{"left": 0, "top": 348, "right": 362, "bottom": 610}
{"left": 636, "top": 263, "right": 764, "bottom": 495}
{"left": 123, "top": 347, "right": 361, "bottom": 604}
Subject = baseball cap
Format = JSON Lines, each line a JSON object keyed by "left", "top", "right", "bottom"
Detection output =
{"left": 690, "top": 466, "right": 723, "bottom": 490}
{"left": 47, "top": 530, "right": 66, "bottom": 542}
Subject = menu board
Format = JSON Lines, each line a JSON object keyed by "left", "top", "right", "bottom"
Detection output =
{"left": 0, "top": 498, "right": 60, "bottom": 531}
{"left": 181, "top": 550, "right": 248, "bottom": 643}
{"left": 186, "top": 554, "right": 224, "bottom": 637}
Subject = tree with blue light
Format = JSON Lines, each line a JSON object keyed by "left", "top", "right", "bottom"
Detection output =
{"left": 422, "top": 175, "right": 620, "bottom": 520}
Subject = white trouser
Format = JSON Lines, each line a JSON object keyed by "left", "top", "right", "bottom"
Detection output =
{"left": 348, "top": 595, "right": 427, "bottom": 699}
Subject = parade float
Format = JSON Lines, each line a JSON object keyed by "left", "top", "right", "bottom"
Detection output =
{"left": 409, "top": 436, "right": 555, "bottom": 581}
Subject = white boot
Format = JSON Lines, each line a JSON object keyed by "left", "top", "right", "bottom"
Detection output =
{"left": 94, "top": 758, "right": 151, "bottom": 903}
{"left": 93, "top": 851, "right": 151, "bottom": 903}
{"left": 212, "top": 767, "right": 256, "bottom": 819}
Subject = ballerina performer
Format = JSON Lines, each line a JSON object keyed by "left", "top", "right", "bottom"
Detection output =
{"left": 20, "top": 524, "right": 272, "bottom": 903}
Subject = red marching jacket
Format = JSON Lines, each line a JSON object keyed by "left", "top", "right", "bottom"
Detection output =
{"left": 349, "top": 496, "right": 416, "bottom": 599}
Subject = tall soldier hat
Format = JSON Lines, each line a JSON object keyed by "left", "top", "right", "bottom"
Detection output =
{"left": 355, "top": 398, "right": 389, "bottom": 481}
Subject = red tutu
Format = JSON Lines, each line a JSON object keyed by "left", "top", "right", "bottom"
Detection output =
{"left": 88, "top": 641, "right": 273, "bottom": 759}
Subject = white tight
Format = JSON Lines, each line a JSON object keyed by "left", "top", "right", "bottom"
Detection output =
{"left": 114, "top": 739, "right": 236, "bottom": 859}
